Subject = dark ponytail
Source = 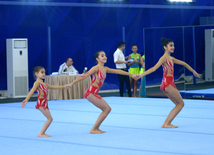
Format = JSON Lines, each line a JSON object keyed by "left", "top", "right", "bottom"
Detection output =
{"left": 161, "top": 37, "right": 173, "bottom": 51}
{"left": 93, "top": 51, "right": 103, "bottom": 62}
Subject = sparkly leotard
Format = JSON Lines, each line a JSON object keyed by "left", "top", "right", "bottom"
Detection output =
{"left": 35, "top": 83, "right": 48, "bottom": 110}
{"left": 84, "top": 69, "right": 106, "bottom": 99}
{"left": 160, "top": 58, "right": 177, "bottom": 91}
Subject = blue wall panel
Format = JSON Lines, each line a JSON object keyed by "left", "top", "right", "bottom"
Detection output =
{"left": 0, "top": 0, "right": 214, "bottom": 90}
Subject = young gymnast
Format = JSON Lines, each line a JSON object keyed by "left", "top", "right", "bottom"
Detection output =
{"left": 65, "top": 51, "right": 137, "bottom": 134}
{"left": 137, "top": 38, "right": 201, "bottom": 128}
{"left": 21, "top": 66, "right": 66, "bottom": 137}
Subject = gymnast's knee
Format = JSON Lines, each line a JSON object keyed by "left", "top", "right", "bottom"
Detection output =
{"left": 177, "top": 101, "right": 184, "bottom": 108}
{"left": 107, "top": 107, "right": 111, "bottom": 113}
{"left": 104, "top": 106, "right": 111, "bottom": 114}
{"left": 48, "top": 116, "right": 53, "bottom": 122}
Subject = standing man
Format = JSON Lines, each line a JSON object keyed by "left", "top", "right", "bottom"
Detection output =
{"left": 113, "top": 42, "right": 132, "bottom": 97}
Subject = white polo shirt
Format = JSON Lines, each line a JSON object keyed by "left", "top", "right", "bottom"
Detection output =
{"left": 113, "top": 48, "right": 127, "bottom": 69}
{"left": 58, "top": 63, "right": 78, "bottom": 74}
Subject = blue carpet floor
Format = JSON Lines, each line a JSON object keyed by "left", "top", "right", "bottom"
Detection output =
{"left": 0, "top": 97, "right": 213, "bottom": 155}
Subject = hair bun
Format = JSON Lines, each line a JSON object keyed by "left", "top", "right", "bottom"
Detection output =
{"left": 161, "top": 37, "right": 167, "bottom": 44}
{"left": 161, "top": 37, "right": 173, "bottom": 51}
{"left": 93, "top": 55, "right": 96, "bottom": 60}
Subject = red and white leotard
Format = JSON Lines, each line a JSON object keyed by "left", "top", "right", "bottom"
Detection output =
{"left": 36, "top": 83, "right": 48, "bottom": 109}
{"left": 84, "top": 69, "right": 106, "bottom": 99}
{"left": 25, "top": 80, "right": 64, "bottom": 110}
{"left": 160, "top": 58, "right": 177, "bottom": 91}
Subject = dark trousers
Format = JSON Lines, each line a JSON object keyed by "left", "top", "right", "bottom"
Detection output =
{"left": 117, "top": 68, "right": 132, "bottom": 97}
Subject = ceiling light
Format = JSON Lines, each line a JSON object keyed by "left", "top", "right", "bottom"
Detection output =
{"left": 163, "top": 0, "right": 196, "bottom": 4}
{"left": 96, "top": 0, "right": 130, "bottom": 2}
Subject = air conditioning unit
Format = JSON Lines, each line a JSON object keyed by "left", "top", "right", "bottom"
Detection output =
{"left": 205, "top": 29, "right": 214, "bottom": 81}
{"left": 6, "top": 38, "right": 28, "bottom": 98}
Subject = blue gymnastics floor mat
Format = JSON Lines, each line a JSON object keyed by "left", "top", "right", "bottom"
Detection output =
{"left": 0, "top": 97, "right": 213, "bottom": 155}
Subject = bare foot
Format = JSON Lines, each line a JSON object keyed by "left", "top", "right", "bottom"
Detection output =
{"left": 90, "top": 129, "right": 106, "bottom": 134}
{"left": 38, "top": 134, "right": 51, "bottom": 137}
{"left": 98, "top": 129, "right": 106, "bottom": 133}
{"left": 162, "top": 124, "right": 178, "bottom": 128}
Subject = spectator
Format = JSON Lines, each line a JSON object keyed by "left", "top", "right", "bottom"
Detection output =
{"left": 58, "top": 57, "right": 78, "bottom": 74}
{"left": 113, "top": 42, "right": 132, "bottom": 97}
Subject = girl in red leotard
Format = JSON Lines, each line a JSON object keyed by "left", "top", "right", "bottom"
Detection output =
{"left": 138, "top": 38, "right": 201, "bottom": 128}
{"left": 66, "top": 51, "right": 137, "bottom": 134}
{"left": 22, "top": 66, "right": 66, "bottom": 137}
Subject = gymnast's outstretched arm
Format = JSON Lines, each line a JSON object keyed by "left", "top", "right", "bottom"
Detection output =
{"left": 65, "top": 66, "right": 97, "bottom": 88}
{"left": 138, "top": 56, "right": 165, "bottom": 79}
{"left": 172, "top": 57, "right": 201, "bottom": 78}
{"left": 104, "top": 67, "right": 137, "bottom": 79}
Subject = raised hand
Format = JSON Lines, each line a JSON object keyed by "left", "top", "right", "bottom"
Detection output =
{"left": 193, "top": 71, "right": 201, "bottom": 78}
{"left": 21, "top": 99, "right": 27, "bottom": 108}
